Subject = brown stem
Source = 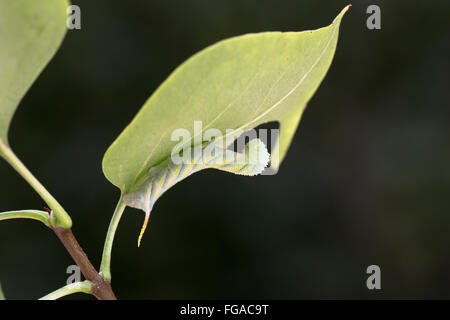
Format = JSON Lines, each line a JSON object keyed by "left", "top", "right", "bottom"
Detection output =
{"left": 52, "top": 227, "right": 117, "bottom": 300}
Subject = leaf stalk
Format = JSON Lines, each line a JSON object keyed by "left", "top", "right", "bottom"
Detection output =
{"left": 39, "top": 280, "right": 93, "bottom": 300}
{"left": 100, "top": 197, "right": 126, "bottom": 282}
{"left": 0, "top": 210, "right": 51, "bottom": 227}
{"left": 0, "top": 141, "right": 72, "bottom": 229}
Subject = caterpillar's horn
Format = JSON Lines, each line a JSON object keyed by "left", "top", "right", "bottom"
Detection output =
{"left": 138, "top": 210, "right": 151, "bottom": 247}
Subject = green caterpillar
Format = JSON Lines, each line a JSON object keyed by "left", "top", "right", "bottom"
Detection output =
{"left": 123, "top": 138, "right": 270, "bottom": 246}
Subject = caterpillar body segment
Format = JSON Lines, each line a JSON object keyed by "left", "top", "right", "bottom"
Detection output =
{"left": 123, "top": 138, "right": 270, "bottom": 246}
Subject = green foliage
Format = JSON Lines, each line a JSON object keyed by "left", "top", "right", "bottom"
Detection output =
{"left": 102, "top": 6, "right": 350, "bottom": 193}
{"left": 0, "top": 0, "right": 72, "bottom": 229}
{"left": 0, "top": 2, "right": 349, "bottom": 299}
{"left": 0, "top": 0, "right": 68, "bottom": 149}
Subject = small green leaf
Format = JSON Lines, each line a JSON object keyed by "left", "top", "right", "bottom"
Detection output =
{"left": 103, "top": 6, "right": 350, "bottom": 193}
{"left": 0, "top": 0, "right": 69, "bottom": 148}
{"left": 0, "top": 210, "right": 51, "bottom": 227}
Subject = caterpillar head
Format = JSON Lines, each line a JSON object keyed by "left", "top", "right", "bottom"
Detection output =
{"left": 240, "top": 138, "right": 270, "bottom": 176}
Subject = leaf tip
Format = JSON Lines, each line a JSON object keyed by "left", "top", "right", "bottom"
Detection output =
{"left": 332, "top": 4, "right": 352, "bottom": 26}
{"left": 334, "top": 4, "right": 352, "bottom": 23}
{"left": 342, "top": 4, "right": 352, "bottom": 16}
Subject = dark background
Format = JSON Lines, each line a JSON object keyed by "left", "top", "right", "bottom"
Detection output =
{"left": 1, "top": 0, "right": 449, "bottom": 299}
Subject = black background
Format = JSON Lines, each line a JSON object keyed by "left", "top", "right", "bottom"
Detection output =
{"left": 1, "top": 0, "right": 450, "bottom": 299}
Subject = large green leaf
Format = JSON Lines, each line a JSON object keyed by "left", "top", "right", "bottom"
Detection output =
{"left": 103, "top": 6, "right": 350, "bottom": 192}
{"left": 0, "top": 0, "right": 69, "bottom": 147}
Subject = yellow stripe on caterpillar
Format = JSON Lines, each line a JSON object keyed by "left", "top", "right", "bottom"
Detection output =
{"left": 123, "top": 138, "right": 270, "bottom": 247}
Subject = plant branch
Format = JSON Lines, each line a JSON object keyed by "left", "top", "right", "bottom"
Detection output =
{"left": 39, "top": 280, "right": 93, "bottom": 300}
{"left": 100, "top": 197, "right": 126, "bottom": 282}
{"left": 52, "top": 227, "right": 117, "bottom": 300}
{"left": 0, "top": 141, "right": 72, "bottom": 228}
{"left": 0, "top": 142, "right": 117, "bottom": 299}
